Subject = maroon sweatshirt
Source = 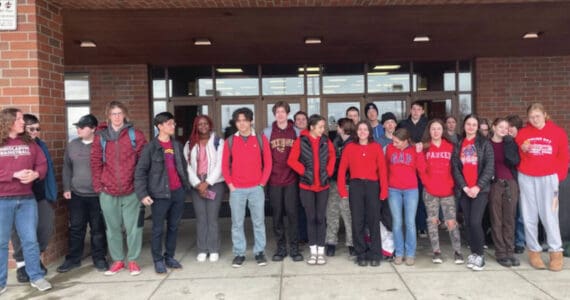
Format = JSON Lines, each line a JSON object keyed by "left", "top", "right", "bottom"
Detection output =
{"left": 265, "top": 120, "right": 298, "bottom": 186}
{"left": 0, "top": 137, "right": 47, "bottom": 198}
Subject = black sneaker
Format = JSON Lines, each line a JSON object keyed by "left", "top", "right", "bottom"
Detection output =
{"left": 325, "top": 245, "right": 336, "bottom": 257}
{"left": 232, "top": 256, "right": 245, "bottom": 268}
{"left": 154, "top": 260, "right": 167, "bottom": 274}
{"left": 509, "top": 256, "right": 521, "bottom": 267}
{"left": 348, "top": 246, "right": 356, "bottom": 256}
{"left": 272, "top": 249, "right": 287, "bottom": 262}
{"left": 370, "top": 259, "right": 381, "bottom": 267}
{"left": 255, "top": 252, "right": 268, "bottom": 266}
{"left": 432, "top": 252, "right": 443, "bottom": 264}
{"left": 290, "top": 251, "right": 304, "bottom": 262}
{"left": 56, "top": 260, "right": 81, "bottom": 273}
{"left": 357, "top": 258, "right": 368, "bottom": 267}
{"left": 165, "top": 257, "right": 183, "bottom": 269}
{"left": 514, "top": 245, "right": 525, "bottom": 254}
{"left": 497, "top": 257, "right": 512, "bottom": 267}
{"left": 94, "top": 259, "right": 109, "bottom": 272}
{"left": 16, "top": 266, "right": 29, "bottom": 283}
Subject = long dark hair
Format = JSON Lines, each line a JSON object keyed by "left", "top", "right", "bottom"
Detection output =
{"left": 308, "top": 114, "right": 327, "bottom": 133}
{"left": 461, "top": 113, "right": 481, "bottom": 138}
{"left": 352, "top": 120, "right": 374, "bottom": 144}
{"left": 421, "top": 118, "right": 451, "bottom": 148}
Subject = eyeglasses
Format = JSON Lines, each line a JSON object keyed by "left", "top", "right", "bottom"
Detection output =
{"left": 27, "top": 127, "right": 41, "bottom": 132}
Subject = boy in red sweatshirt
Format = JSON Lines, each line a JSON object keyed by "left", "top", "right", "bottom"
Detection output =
{"left": 515, "top": 103, "right": 568, "bottom": 272}
{"left": 222, "top": 107, "right": 272, "bottom": 268}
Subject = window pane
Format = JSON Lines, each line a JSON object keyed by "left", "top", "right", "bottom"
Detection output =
{"left": 327, "top": 101, "right": 359, "bottom": 130}
{"left": 307, "top": 97, "right": 320, "bottom": 116}
{"left": 216, "top": 65, "right": 258, "bottom": 97}
{"left": 169, "top": 66, "right": 213, "bottom": 97}
{"left": 372, "top": 101, "right": 406, "bottom": 121}
{"left": 153, "top": 101, "right": 167, "bottom": 116}
{"left": 266, "top": 103, "right": 300, "bottom": 127}
{"left": 322, "top": 64, "right": 364, "bottom": 94}
{"left": 367, "top": 63, "right": 410, "bottom": 93}
{"left": 307, "top": 74, "right": 320, "bottom": 96}
{"left": 66, "top": 106, "right": 90, "bottom": 142}
{"left": 459, "top": 61, "right": 472, "bottom": 92}
{"left": 459, "top": 94, "right": 472, "bottom": 120}
{"left": 262, "top": 65, "right": 304, "bottom": 96}
{"left": 220, "top": 104, "right": 255, "bottom": 132}
{"left": 413, "top": 61, "right": 456, "bottom": 91}
{"left": 64, "top": 74, "right": 89, "bottom": 101}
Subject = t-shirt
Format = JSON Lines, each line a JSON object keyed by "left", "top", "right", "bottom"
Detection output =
{"left": 491, "top": 140, "right": 513, "bottom": 180}
{"left": 159, "top": 140, "right": 182, "bottom": 191}
{"left": 197, "top": 142, "right": 208, "bottom": 178}
{"left": 460, "top": 137, "right": 478, "bottom": 188}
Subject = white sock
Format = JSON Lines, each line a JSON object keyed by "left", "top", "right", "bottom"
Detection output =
{"left": 16, "top": 261, "right": 26, "bottom": 268}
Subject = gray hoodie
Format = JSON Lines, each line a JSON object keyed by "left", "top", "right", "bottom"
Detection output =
{"left": 62, "top": 138, "right": 97, "bottom": 197}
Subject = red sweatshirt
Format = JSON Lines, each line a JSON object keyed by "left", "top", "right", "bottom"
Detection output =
{"left": 222, "top": 132, "right": 273, "bottom": 188}
{"left": 515, "top": 120, "right": 569, "bottom": 181}
{"left": 385, "top": 144, "right": 419, "bottom": 190}
{"left": 0, "top": 137, "right": 47, "bottom": 198}
{"left": 417, "top": 139, "right": 455, "bottom": 197}
{"left": 287, "top": 130, "right": 336, "bottom": 192}
{"left": 337, "top": 142, "right": 388, "bottom": 200}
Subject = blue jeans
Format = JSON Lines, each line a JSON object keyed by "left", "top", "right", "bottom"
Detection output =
{"left": 0, "top": 198, "right": 43, "bottom": 286}
{"left": 230, "top": 186, "right": 266, "bottom": 256}
{"left": 388, "top": 188, "right": 419, "bottom": 258}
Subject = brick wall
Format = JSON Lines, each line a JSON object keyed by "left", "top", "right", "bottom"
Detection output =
{"left": 476, "top": 56, "right": 570, "bottom": 134}
{"left": 65, "top": 65, "right": 151, "bottom": 139}
{"left": 0, "top": 0, "right": 66, "bottom": 268}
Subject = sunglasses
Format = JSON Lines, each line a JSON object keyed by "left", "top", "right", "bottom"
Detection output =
{"left": 27, "top": 127, "right": 41, "bottom": 132}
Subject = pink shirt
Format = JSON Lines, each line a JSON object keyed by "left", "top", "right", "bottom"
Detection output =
{"left": 197, "top": 142, "right": 208, "bottom": 177}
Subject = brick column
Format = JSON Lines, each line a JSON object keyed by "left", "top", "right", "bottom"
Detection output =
{"left": 0, "top": 0, "right": 66, "bottom": 268}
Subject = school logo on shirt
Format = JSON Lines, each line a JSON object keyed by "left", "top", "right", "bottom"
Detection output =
{"left": 390, "top": 152, "right": 412, "bottom": 165}
{"left": 526, "top": 137, "right": 553, "bottom": 156}
{"left": 0, "top": 145, "right": 31, "bottom": 159}
{"left": 270, "top": 138, "right": 294, "bottom": 152}
{"left": 460, "top": 144, "right": 477, "bottom": 165}
{"left": 426, "top": 151, "right": 451, "bottom": 160}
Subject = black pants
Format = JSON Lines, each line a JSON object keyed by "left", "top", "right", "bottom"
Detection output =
{"left": 270, "top": 183, "right": 299, "bottom": 250}
{"left": 350, "top": 179, "right": 382, "bottom": 261}
{"left": 65, "top": 193, "right": 107, "bottom": 264}
{"left": 300, "top": 189, "right": 328, "bottom": 247}
{"left": 151, "top": 188, "right": 185, "bottom": 262}
{"left": 460, "top": 191, "right": 489, "bottom": 256}
{"left": 298, "top": 197, "right": 308, "bottom": 242}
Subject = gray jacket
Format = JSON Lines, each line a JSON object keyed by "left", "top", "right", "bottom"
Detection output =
{"left": 135, "top": 138, "right": 191, "bottom": 200}
{"left": 62, "top": 138, "right": 97, "bottom": 197}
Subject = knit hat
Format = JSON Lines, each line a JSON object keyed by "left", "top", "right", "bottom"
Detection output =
{"left": 364, "top": 103, "right": 379, "bottom": 117}
{"left": 381, "top": 112, "right": 397, "bottom": 125}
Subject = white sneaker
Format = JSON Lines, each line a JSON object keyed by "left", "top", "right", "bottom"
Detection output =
{"left": 0, "top": 286, "right": 6, "bottom": 295}
{"left": 209, "top": 253, "right": 219, "bottom": 262}
{"left": 466, "top": 254, "right": 476, "bottom": 269}
{"left": 197, "top": 253, "right": 207, "bottom": 262}
{"left": 31, "top": 278, "right": 52, "bottom": 292}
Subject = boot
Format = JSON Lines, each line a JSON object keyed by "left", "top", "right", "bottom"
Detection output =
{"left": 528, "top": 250, "right": 546, "bottom": 270}
{"left": 272, "top": 243, "right": 287, "bottom": 262}
{"left": 307, "top": 245, "right": 317, "bottom": 265}
{"left": 549, "top": 251, "right": 564, "bottom": 272}
{"left": 325, "top": 244, "right": 336, "bottom": 257}
{"left": 290, "top": 243, "right": 304, "bottom": 262}
{"left": 317, "top": 246, "right": 326, "bottom": 265}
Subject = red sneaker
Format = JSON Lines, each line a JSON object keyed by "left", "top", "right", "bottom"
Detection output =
{"left": 104, "top": 261, "right": 125, "bottom": 276}
{"left": 129, "top": 261, "right": 142, "bottom": 276}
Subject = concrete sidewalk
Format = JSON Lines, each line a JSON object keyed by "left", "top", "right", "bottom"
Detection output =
{"left": 3, "top": 218, "right": 569, "bottom": 300}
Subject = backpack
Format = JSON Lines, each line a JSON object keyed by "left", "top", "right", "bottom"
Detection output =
{"left": 213, "top": 136, "right": 221, "bottom": 150}
{"left": 226, "top": 134, "right": 264, "bottom": 169}
{"left": 100, "top": 127, "right": 136, "bottom": 163}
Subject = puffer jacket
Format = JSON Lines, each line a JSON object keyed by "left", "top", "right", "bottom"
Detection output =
{"left": 451, "top": 135, "right": 495, "bottom": 198}
{"left": 91, "top": 122, "right": 147, "bottom": 196}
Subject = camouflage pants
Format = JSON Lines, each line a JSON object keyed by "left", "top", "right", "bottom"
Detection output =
{"left": 325, "top": 182, "right": 353, "bottom": 246}
{"left": 423, "top": 191, "right": 461, "bottom": 253}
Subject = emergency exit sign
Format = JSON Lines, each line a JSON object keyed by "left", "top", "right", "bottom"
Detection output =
{"left": 0, "top": 0, "right": 17, "bottom": 31}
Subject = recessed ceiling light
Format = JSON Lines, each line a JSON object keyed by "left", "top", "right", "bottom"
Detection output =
{"left": 216, "top": 68, "right": 243, "bottom": 73}
{"left": 373, "top": 65, "right": 401, "bottom": 70}
{"left": 413, "top": 36, "right": 430, "bottom": 43}
{"left": 304, "top": 37, "right": 322, "bottom": 45}
{"left": 79, "top": 40, "right": 96, "bottom": 48}
{"left": 194, "top": 38, "right": 212, "bottom": 46}
{"left": 523, "top": 32, "right": 541, "bottom": 39}
{"left": 368, "top": 72, "right": 389, "bottom": 76}
{"left": 298, "top": 67, "right": 320, "bottom": 72}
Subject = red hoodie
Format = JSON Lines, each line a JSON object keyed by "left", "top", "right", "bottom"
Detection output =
{"left": 515, "top": 120, "right": 569, "bottom": 181}
{"left": 385, "top": 143, "right": 419, "bottom": 190}
{"left": 417, "top": 139, "right": 454, "bottom": 197}
{"left": 337, "top": 142, "right": 388, "bottom": 200}
{"left": 287, "top": 130, "right": 335, "bottom": 192}
{"left": 222, "top": 132, "right": 273, "bottom": 188}
{"left": 0, "top": 137, "right": 47, "bottom": 198}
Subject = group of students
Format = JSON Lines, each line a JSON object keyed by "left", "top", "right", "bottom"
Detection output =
{"left": 0, "top": 99, "right": 567, "bottom": 294}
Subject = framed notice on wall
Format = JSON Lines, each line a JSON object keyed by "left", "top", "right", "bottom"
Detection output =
{"left": 0, "top": 0, "right": 17, "bottom": 31}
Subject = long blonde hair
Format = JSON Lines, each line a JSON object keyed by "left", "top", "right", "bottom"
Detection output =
{"left": 527, "top": 103, "right": 550, "bottom": 121}
{"left": 0, "top": 108, "right": 32, "bottom": 147}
